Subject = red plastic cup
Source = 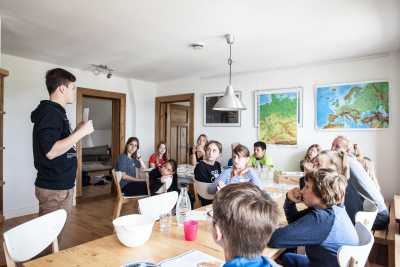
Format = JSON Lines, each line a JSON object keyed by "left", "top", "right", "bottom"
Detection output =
{"left": 183, "top": 220, "right": 198, "bottom": 241}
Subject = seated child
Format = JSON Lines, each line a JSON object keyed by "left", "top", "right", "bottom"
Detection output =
{"left": 249, "top": 141, "right": 274, "bottom": 169}
{"left": 268, "top": 169, "right": 358, "bottom": 267}
{"left": 211, "top": 144, "right": 262, "bottom": 194}
{"left": 212, "top": 182, "right": 279, "bottom": 267}
{"left": 149, "top": 159, "right": 178, "bottom": 195}
{"left": 194, "top": 140, "right": 222, "bottom": 205}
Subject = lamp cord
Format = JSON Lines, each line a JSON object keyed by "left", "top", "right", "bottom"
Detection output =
{"left": 228, "top": 43, "right": 232, "bottom": 86}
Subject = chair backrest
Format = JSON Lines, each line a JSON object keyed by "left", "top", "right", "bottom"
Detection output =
{"left": 355, "top": 198, "right": 378, "bottom": 231}
{"left": 138, "top": 191, "right": 178, "bottom": 220}
{"left": 112, "top": 169, "right": 124, "bottom": 198}
{"left": 194, "top": 180, "right": 215, "bottom": 201}
{"left": 112, "top": 169, "right": 150, "bottom": 197}
{"left": 337, "top": 222, "right": 374, "bottom": 267}
{"left": 3, "top": 209, "right": 67, "bottom": 263}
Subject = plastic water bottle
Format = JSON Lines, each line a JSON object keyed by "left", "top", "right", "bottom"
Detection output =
{"left": 176, "top": 186, "right": 191, "bottom": 226}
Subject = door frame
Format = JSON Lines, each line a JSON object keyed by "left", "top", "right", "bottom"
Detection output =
{"left": 0, "top": 68, "right": 9, "bottom": 223}
{"left": 76, "top": 87, "right": 126, "bottom": 200}
{"left": 155, "top": 94, "right": 194, "bottom": 155}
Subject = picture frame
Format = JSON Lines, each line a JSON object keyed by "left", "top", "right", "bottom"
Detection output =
{"left": 254, "top": 87, "right": 303, "bottom": 128}
{"left": 254, "top": 87, "right": 302, "bottom": 146}
{"left": 314, "top": 80, "right": 389, "bottom": 130}
{"left": 203, "top": 91, "right": 241, "bottom": 127}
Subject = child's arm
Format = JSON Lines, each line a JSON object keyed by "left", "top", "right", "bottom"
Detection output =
{"left": 268, "top": 208, "right": 334, "bottom": 248}
{"left": 283, "top": 189, "right": 308, "bottom": 223}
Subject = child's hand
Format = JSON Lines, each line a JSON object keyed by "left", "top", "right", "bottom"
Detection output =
{"left": 161, "top": 175, "right": 172, "bottom": 183}
{"left": 287, "top": 188, "right": 302, "bottom": 203}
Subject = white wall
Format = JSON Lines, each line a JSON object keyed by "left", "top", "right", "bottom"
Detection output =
{"left": 2, "top": 54, "right": 156, "bottom": 218}
{"left": 157, "top": 52, "right": 400, "bottom": 199}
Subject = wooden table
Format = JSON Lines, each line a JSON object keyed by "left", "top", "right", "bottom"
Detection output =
{"left": 24, "top": 191, "right": 289, "bottom": 267}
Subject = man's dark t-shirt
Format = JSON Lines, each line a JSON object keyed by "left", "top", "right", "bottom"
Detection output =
{"left": 31, "top": 100, "right": 77, "bottom": 190}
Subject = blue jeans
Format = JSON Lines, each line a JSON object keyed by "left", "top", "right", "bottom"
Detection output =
{"left": 281, "top": 253, "right": 310, "bottom": 267}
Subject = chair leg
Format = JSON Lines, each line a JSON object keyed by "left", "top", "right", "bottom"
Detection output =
{"left": 3, "top": 242, "right": 17, "bottom": 267}
{"left": 113, "top": 199, "right": 123, "bottom": 219}
{"left": 52, "top": 238, "right": 59, "bottom": 253}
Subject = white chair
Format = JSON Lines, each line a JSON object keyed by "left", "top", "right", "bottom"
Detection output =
{"left": 138, "top": 191, "right": 178, "bottom": 220}
{"left": 194, "top": 180, "right": 215, "bottom": 207}
{"left": 355, "top": 198, "right": 378, "bottom": 231}
{"left": 3, "top": 209, "right": 67, "bottom": 267}
{"left": 337, "top": 222, "right": 374, "bottom": 267}
{"left": 112, "top": 169, "right": 150, "bottom": 219}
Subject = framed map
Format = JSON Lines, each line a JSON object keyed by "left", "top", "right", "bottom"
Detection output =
{"left": 203, "top": 92, "right": 241, "bottom": 127}
{"left": 255, "top": 88, "right": 302, "bottom": 145}
{"left": 315, "top": 81, "right": 389, "bottom": 129}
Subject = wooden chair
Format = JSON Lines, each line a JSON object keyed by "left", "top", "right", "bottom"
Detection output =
{"left": 3, "top": 209, "right": 67, "bottom": 267}
{"left": 355, "top": 198, "right": 378, "bottom": 231}
{"left": 337, "top": 222, "right": 374, "bottom": 267}
{"left": 112, "top": 169, "right": 150, "bottom": 219}
{"left": 138, "top": 191, "right": 178, "bottom": 220}
{"left": 372, "top": 198, "right": 397, "bottom": 267}
{"left": 193, "top": 180, "right": 215, "bottom": 208}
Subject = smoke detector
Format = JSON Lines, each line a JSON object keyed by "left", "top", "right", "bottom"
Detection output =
{"left": 189, "top": 43, "right": 205, "bottom": 50}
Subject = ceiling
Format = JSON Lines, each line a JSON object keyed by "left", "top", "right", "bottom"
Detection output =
{"left": 1, "top": 0, "right": 399, "bottom": 82}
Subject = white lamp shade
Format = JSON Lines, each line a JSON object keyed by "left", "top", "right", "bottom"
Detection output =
{"left": 213, "top": 85, "right": 246, "bottom": 111}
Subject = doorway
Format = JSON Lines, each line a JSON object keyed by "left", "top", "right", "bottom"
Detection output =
{"left": 155, "top": 94, "right": 194, "bottom": 164}
{"left": 76, "top": 88, "right": 126, "bottom": 203}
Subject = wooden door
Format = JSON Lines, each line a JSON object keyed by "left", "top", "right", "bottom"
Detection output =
{"left": 166, "top": 104, "right": 190, "bottom": 164}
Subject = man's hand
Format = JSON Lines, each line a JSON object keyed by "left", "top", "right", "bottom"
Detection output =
{"left": 76, "top": 120, "right": 94, "bottom": 137}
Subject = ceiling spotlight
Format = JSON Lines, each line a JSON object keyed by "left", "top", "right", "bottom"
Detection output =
{"left": 90, "top": 64, "right": 114, "bottom": 78}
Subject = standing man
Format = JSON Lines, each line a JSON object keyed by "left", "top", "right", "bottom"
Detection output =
{"left": 31, "top": 68, "right": 94, "bottom": 217}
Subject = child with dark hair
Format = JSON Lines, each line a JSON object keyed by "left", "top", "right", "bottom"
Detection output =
{"left": 194, "top": 140, "right": 222, "bottom": 205}
{"left": 249, "top": 141, "right": 274, "bottom": 169}
{"left": 212, "top": 182, "right": 279, "bottom": 267}
{"left": 268, "top": 169, "right": 358, "bottom": 267}
{"left": 116, "top": 137, "right": 147, "bottom": 196}
{"left": 149, "top": 159, "right": 178, "bottom": 195}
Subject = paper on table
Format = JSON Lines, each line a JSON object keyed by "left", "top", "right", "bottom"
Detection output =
{"left": 159, "top": 250, "right": 222, "bottom": 267}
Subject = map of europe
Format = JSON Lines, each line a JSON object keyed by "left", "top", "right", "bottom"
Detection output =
{"left": 316, "top": 81, "right": 389, "bottom": 129}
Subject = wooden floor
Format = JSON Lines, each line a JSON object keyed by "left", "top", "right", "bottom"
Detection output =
{"left": 81, "top": 183, "right": 112, "bottom": 199}
{"left": 0, "top": 196, "right": 139, "bottom": 267}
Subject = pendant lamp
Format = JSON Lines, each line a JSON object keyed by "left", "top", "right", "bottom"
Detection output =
{"left": 213, "top": 34, "right": 246, "bottom": 111}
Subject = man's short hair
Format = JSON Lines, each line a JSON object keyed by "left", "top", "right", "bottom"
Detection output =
{"left": 205, "top": 140, "right": 222, "bottom": 153}
{"left": 304, "top": 168, "right": 347, "bottom": 206}
{"left": 45, "top": 68, "right": 76, "bottom": 95}
{"left": 212, "top": 183, "right": 278, "bottom": 258}
{"left": 331, "top": 136, "right": 351, "bottom": 153}
{"left": 253, "top": 141, "right": 267, "bottom": 151}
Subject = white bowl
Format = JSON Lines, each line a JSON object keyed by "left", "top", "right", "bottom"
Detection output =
{"left": 113, "top": 214, "right": 155, "bottom": 247}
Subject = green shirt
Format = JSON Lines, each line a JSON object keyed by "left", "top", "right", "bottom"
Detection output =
{"left": 249, "top": 154, "right": 274, "bottom": 169}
